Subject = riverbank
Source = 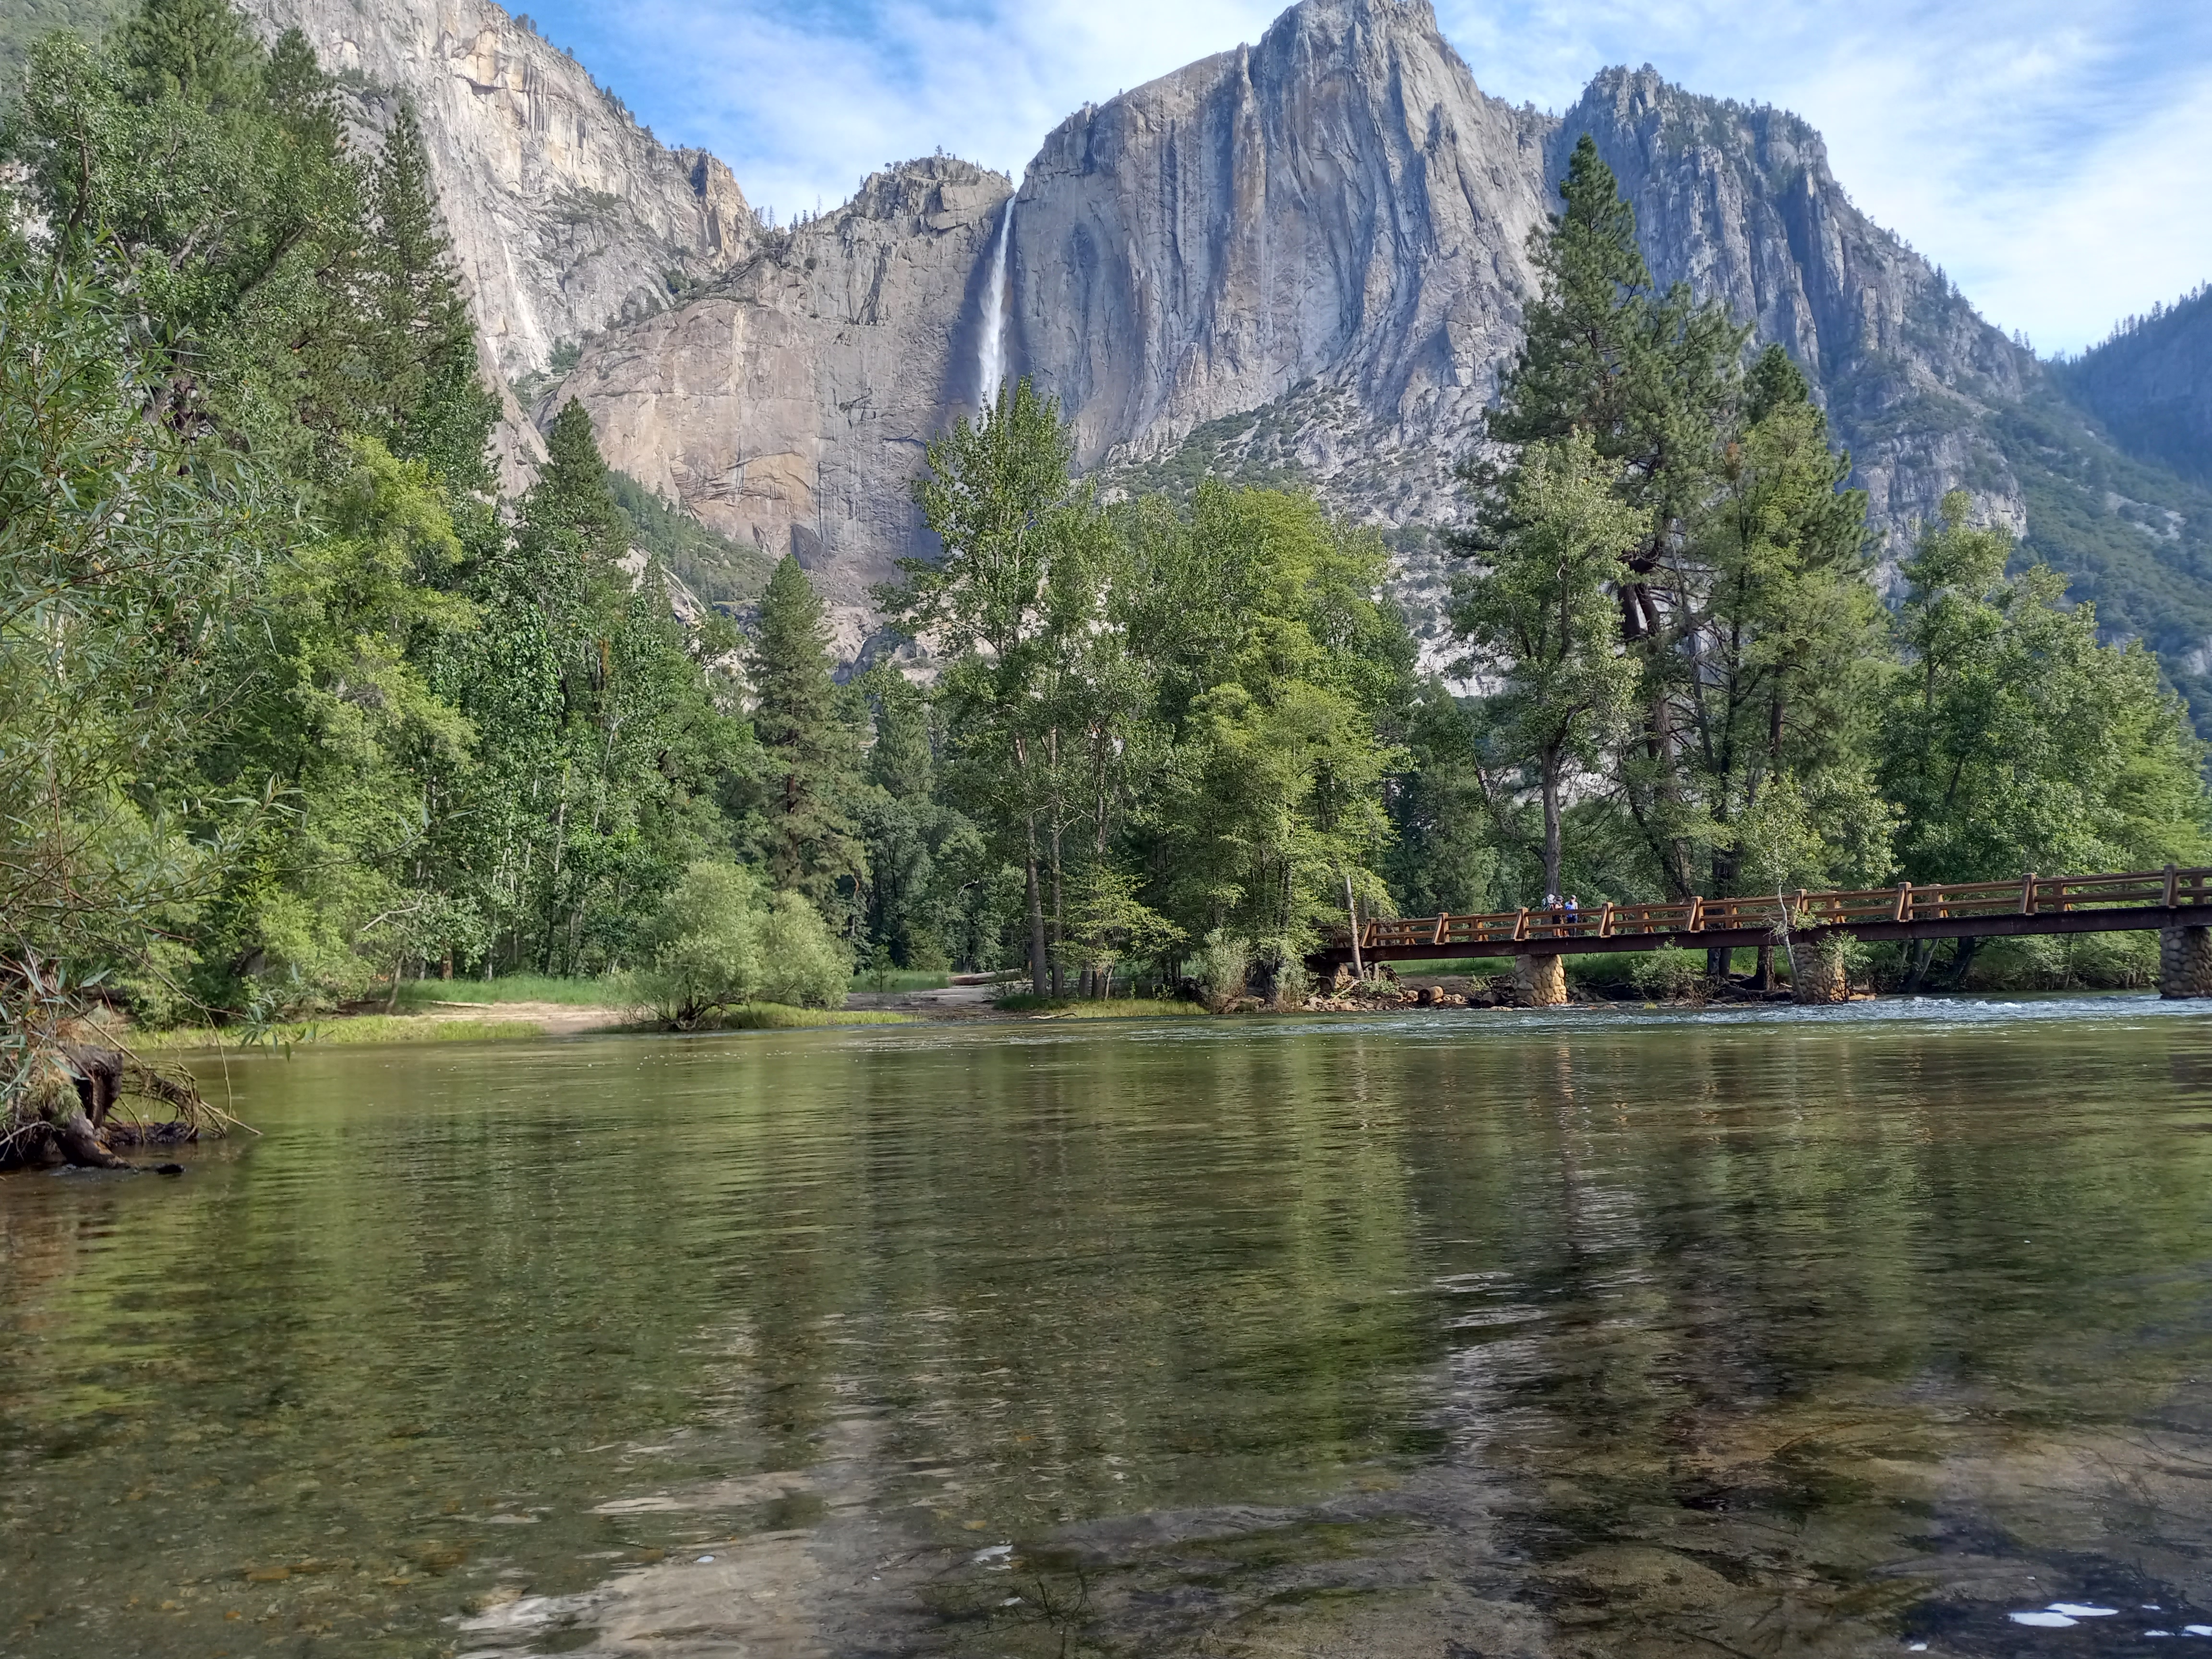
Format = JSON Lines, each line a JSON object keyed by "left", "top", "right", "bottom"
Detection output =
{"left": 136, "top": 999, "right": 916, "bottom": 1053}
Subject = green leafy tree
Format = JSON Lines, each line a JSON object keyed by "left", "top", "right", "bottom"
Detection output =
{"left": 1880, "top": 492, "right": 2209, "bottom": 985}
{"left": 1481, "top": 134, "right": 1747, "bottom": 896}
{"left": 630, "top": 858, "right": 851, "bottom": 1027}
{"left": 1450, "top": 432, "right": 1645, "bottom": 903}
{"left": 1680, "top": 347, "right": 1895, "bottom": 973}
{"left": 1134, "top": 484, "right": 1413, "bottom": 974}
{"left": 854, "top": 666, "right": 983, "bottom": 969}
{"left": 187, "top": 439, "right": 479, "bottom": 1012}
{"left": 891, "top": 377, "right": 1079, "bottom": 994}
{"left": 0, "top": 249, "right": 276, "bottom": 1084}
{"left": 12, "top": 10, "right": 371, "bottom": 467}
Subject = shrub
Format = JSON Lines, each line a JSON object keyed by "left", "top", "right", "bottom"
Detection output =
{"left": 1192, "top": 929, "right": 1251, "bottom": 1011}
{"left": 757, "top": 891, "right": 852, "bottom": 1009}
{"left": 628, "top": 865, "right": 854, "bottom": 1024}
{"left": 1628, "top": 946, "right": 1704, "bottom": 1000}
{"left": 629, "top": 860, "right": 766, "bottom": 1028}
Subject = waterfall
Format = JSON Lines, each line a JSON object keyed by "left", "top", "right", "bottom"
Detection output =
{"left": 976, "top": 195, "right": 1015, "bottom": 410}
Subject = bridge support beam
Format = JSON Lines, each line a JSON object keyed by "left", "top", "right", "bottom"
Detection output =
{"left": 1517, "top": 953, "right": 1566, "bottom": 1007}
{"left": 2160, "top": 926, "right": 2212, "bottom": 998}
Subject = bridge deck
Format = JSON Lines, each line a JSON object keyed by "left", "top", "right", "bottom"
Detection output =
{"left": 1320, "top": 868, "right": 2212, "bottom": 965}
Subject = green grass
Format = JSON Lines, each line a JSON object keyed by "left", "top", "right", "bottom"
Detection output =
{"left": 846, "top": 969, "right": 952, "bottom": 994}
{"left": 1375, "top": 958, "right": 1513, "bottom": 978}
{"left": 139, "top": 1015, "right": 546, "bottom": 1052}
{"left": 393, "top": 974, "right": 632, "bottom": 1009}
{"left": 992, "top": 995, "right": 1208, "bottom": 1018}
{"left": 678, "top": 1002, "right": 914, "bottom": 1030}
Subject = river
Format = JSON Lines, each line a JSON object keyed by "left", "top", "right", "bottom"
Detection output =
{"left": 6, "top": 998, "right": 2212, "bottom": 1656}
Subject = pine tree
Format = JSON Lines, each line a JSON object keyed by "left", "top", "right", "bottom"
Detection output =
{"left": 747, "top": 555, "right": 864, "bottom": 908}
{"left": 363, "top": 99, "right": 497, "bottom": 494}
{"left": 119, "top": 0, "right": 259, "bottom": 106}
{"left": 1462, "top": 133, "right": 1750, "bottom": 902}
{"left": 511, "top": 399, "right": 627, "bottom": 656}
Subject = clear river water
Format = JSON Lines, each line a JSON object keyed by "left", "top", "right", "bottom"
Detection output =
{"left": 8, "top": 997, "right": 2212, "bottom": 1658}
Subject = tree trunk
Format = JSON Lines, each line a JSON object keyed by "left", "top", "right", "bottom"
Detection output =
{"left": 1539, "top": 757, "right": 1564, "bottom": 905}
{"left": 1049, "top": 822, "right": 1063, "bottom": 998}
{"left": 1942, "top": 936, "right": 1981, "bottom": 990}
{"left": 57, "top": 1109, "right": 130, "bottom": 1169}
{"left": 1024, "top": 844, "right": 1048, "bottom": 999}
{"left": 1751, "top": 943, "right": 1773, "bottom": 990}
{"left": 1344, "top": 868, "right": 1366, "bottom": 982}
{"left": 1901, "top": 937, "right": 1937, "bottom": 994}
{"left": 1707, "top": 848, "right": 1738, "bottom": 982}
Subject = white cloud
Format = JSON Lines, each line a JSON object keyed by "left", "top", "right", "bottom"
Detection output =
{"left": 526, "top": 0, "right": 2212, "bottom": 352}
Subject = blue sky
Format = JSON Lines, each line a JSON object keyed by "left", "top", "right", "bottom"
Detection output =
{"left": 520, "top": 0, "right": 2212, "bottom": 355}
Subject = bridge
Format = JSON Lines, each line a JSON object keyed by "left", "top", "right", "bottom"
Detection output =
{"left": 1319, "top": 867, "right": 2212, "bottom": 1005}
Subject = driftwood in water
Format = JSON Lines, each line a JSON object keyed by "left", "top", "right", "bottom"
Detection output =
{"left": 3, "top": 1037, "right": 219, "bottom": 1171}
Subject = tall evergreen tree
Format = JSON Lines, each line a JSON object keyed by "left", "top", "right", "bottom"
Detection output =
{"left": 118, "top": 0, "right": 257, "bottom": 104}
{"left": 363, "top": 99, "right": 497, "bottom": 494}
{"left": 746, "top": 554, "right": 864, "bottom": 909}
{"left": 1476, "top": 134, "right": 1747, "bottom": 898}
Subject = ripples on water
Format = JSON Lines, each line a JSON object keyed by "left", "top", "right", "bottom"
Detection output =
{"left": 7, "top": 996, "right": 2212, "bottom": 1657}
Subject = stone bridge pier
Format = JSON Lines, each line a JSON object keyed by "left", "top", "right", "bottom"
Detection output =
{"left": 2160, "top": 926, "right": 2212, "bottom": 998}
{"left": 1516, "top": 953, "right": 1567, "bottom": 1007}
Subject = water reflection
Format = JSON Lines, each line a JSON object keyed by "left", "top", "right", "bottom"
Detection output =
{"left": 3, "top": 999, "right": 2212, "bottom": 1655}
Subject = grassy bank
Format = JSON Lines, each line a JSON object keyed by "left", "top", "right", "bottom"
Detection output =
{"left": 138, "top": 1015, "right": 550, "bottom": 1052}
{"left": 993, "top": 995, "right": 1208, "bottom": 1018}
{"left": 848, "top": 968, "right": 954, "bottom": 995}
{"left": 685, "top": 1003, "right": 913, "bottom": 1030}
{"left": 138, "top": 998, "right": 914, "bottom": 1051}
{"left": 393, "top": 974, "right": 630, "bottom": 1009}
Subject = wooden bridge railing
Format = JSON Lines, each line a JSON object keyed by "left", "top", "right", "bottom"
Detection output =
{"left": 1324, "top": 866, "right": 2212, "bottom": 960}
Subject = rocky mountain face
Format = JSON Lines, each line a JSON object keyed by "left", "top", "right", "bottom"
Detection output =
{"left": 2062, "top": 289, "right": 2212, "bottom": 487}
{"left": 1556, "top": 69, "right": 2033, "bottom": 541}
{"left": 230, "top": 0, "right": 2212, "bottom": 710}
{"left": 551, "top": 156, "right": 1015, "bottom": 649}
{"left": 247, "top": 0, "right": 758, "bottom": 387}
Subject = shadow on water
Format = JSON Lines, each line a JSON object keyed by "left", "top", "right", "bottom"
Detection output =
{"left": 5, "top": 997, "right": 2212, "bottom": 1655}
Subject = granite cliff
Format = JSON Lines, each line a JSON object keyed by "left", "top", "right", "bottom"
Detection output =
{"left": 2063, "top": 289, "right": 2212, "bottom": 488}
{"left": 236, "top": 0, "right": 2212, "bottom": 709}
{"left": 247, "top": 0, "right": 757, "bottom": 387}
{"left": 541, "top": 0, "right": 2057, "bottom": 606}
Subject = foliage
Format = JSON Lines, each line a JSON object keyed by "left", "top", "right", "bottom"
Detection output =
{"left": 0, "top": 251, "right": 274, "bottom": 1067}
{"left": 1430, "top": 129, "right": 2208, "bottom": 974}
{"left": 1450, "top": 430, "right": 1645, "bottom": 900}
{"left": 1879, "top": 492, "right": 2208, "bottom": 884}
{"left": 627, "top": 859, "right": 852, "bottom": 1028}
{"left": 754, "top": 888, "right": 853, "bottom": 1009}
{"left": 743, "top": 554, "right": 863, "bottom": 909}
{"left": 607, "top": 468, "right": 773, "bottom": 606}
{"left": 1628, "top": 946, "right": 1704, "bottom": 1000}
{"left": 1191, "top": 928, "right": 1251, "bottom": 1011}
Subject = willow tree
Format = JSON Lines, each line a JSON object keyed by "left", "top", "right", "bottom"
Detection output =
{"left": 0, "top": 253, "right": 271, "bottom": 1144}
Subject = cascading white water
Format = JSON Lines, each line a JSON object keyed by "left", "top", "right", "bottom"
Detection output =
{"left": 976, "top": 195, "right": 1015, "bottom": 410}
